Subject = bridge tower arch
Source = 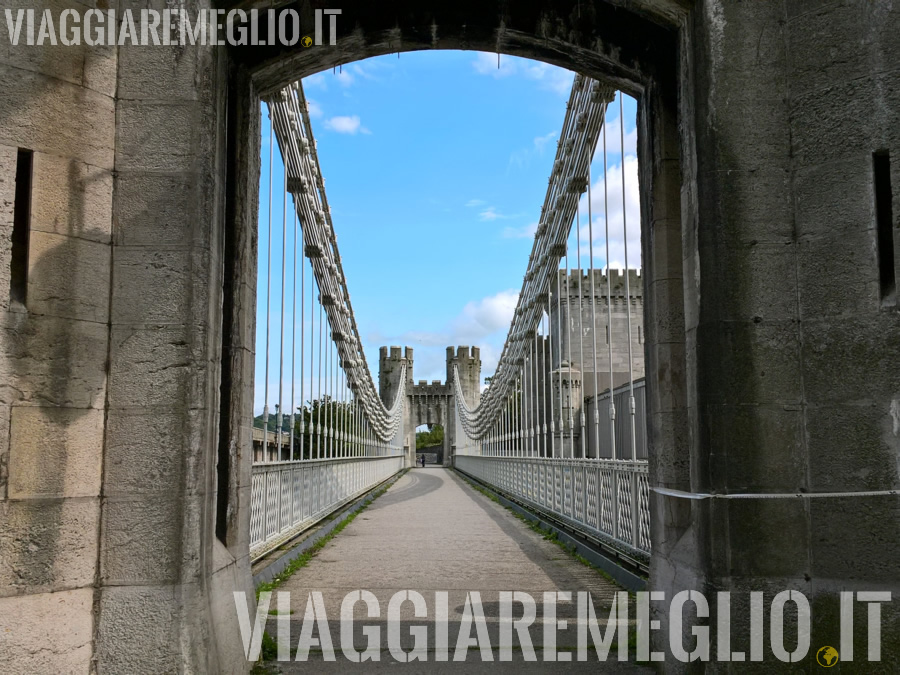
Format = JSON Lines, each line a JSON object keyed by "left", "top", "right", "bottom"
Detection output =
{"left": 379, "top": 345, "right": 482, "bottom": 468}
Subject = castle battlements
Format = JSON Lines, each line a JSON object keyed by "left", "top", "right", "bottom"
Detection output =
{"left": 551, "top": 268, "right": 642, "bottom": 299}
{"left": 447, "top": 345, "right": 481, "bottom": 362}
{"left": 411, "top": 380, "right": 450, "bottom": 396}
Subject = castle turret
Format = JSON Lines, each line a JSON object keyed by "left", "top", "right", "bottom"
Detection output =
{"left": 378, "top": 345, "right": 413, "bottom": 407}
{"left": 447, "top": 346, "right": 481, "bottom": 408}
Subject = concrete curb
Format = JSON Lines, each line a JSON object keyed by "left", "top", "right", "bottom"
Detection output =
{"left": 454, "top": 468, "right": 647, "bottom": 593}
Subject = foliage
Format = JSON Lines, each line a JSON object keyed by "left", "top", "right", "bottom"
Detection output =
{"left": 252, "top": 410, "right": 289, "bottom": 433}
{"left": 254, "top": 395, "right": 363, "bottom": 459}
{"left": 416, "top": 424, "right": 443, "bottom": 449}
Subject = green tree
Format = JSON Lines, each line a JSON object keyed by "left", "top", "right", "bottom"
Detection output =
{"left": 416, "top": 424, "right": 444, "bottom": 450}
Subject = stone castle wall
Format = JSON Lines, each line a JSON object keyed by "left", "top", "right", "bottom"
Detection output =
{"left": 549, "top": 268, "right": 644, "bottom": 397}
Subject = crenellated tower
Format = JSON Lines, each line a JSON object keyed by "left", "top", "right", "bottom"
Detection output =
{"left": 376, "top": 344, "right": 482, "bottom": 467}
{"left": 446, "top": 345, "right": 481, "bottom": 409}
{"left": 549, "top": 268, "right": 644, "bottom": 398}
{"left": 378, "top": 345, "right": 414, "bottom": 407}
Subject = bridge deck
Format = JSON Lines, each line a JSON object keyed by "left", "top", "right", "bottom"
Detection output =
{"left": 267, "top": 468, "right": 651, "bottom": 671}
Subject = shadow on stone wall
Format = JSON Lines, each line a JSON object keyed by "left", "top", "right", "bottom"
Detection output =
{"left": 1, "top": 155, "right": 108, "bottom": 595}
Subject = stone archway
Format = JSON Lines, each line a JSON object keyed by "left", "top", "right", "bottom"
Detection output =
{"left": 195, "top": 3, "right": 900, "bottom": 664}
{"left": 221, "top": 6, "right": 688, "bottom": 669}
{"left": 4, "top": 1, "right": 899, "bottom": 671}
{"left": 415, "top": 424, "right": 445, "bottom": 465}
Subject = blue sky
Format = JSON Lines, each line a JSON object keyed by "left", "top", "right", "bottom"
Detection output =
{"left": 254, "top": 51, "right": 639, "bottom": 415}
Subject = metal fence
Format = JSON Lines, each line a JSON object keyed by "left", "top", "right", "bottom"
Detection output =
{"left": 454, "top": 379, "right": 650, "bottom": 559}
{"left": 250, "top": 456, "right": 404, "bottom": 560}
{"left": 455, "top": 455, "right": 650, "bottom": 559}
{"left": 586, "top": 379, "right": 648, "bottom": 460}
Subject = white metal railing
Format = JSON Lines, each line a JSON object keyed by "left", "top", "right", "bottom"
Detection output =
{"left": 453, "top": 380, "right": 650, "bottom": 556}
{"left": 455, "top": 455, "right": 650, "bottom": 557}
{"left": 448, "top": 82, "right": 651, "bottom": 562}
{"left": 248, "top": 78, "right": 412, "bottom": 563}
{"left": 250, "top": 455, "right": 403, "bottom": 560}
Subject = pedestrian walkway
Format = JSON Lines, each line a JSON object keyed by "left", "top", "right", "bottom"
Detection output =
{"left": 265, "top": 468, "right": 651, "bottom": 672}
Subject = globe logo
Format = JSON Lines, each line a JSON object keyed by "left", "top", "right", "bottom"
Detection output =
{"left": 301, "top": 36, "right": 313, "bottom": 48}
{"left": 816, "top": 646, "right": 839, "bottom": 667}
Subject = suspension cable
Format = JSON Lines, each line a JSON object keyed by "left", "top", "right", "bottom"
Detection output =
{"left": 576, "top": 197, "right": 586, "bottom": 458}
{"left": 602, "top": 105, "right": 617, "bottom": 461}
{"left": 619, "top": 93, "right": 638, "bottom": 462}
{"left": 290, "top": 208, "right": 298, "bottom": 462}
{"left": 587, "top": 163, "right": 599, "bottom": 459}
{"left": 263, "top": 114, "right": 274, "bottom": 462}
{"left": 277, "top": 150, "right": 289, "bottom": 460}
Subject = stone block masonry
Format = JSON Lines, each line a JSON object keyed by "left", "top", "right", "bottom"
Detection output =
{"left": 0, "top": 0, "right": 898, "bottom": 670}
{"left": 550, "top": 268, "right": 644, "bottom": 397}
{"left": 380, "top": 345, "right": 481, "bottom": 468}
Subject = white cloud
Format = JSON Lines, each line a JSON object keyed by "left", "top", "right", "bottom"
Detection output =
{"left": 533, "top": 130, "right": 558, "bottom": 154}
{"left": 394, "top": 330, "right": 450, "bottom": 348}
{"left": 306, "top": 98, "right": 323, "bottom": 119}
{"left": 510, "top": 130, "right": 558, "bottom": 170}
{"left": 466, "top": 199, "right": 486, "bottom": 208}
{"left": 351, "top": 64, "right": 378, "bottom": 81}
{"left": 595, "top": 115, "right": 638, "bottom": 160}
{"left": 502, "top": 223, "right": 538, "bottom": 239}
{"left": 508, "top": 149, "right": 529, "bottom": 170}
{"left": 473, "top": 343, "right": 503, "bottom": 383}
{"left": 449, "top": 290, "right": 519, "bottom": 377}
{"left": 479, "top": 206, "right": 512, "bottom": 221}
{"left": 304, "top": 65, "right": 363, "bottom": 90}
{"left": 451, "top": 290, "right": 519, "bottom": 340}
{"left": 335, "top": 68, "right": 354, "bottom": 87}
{"left": 472, "top": 51, "right": 516, "bottom": 77}
{"left": 521, "top": 61, "right": 575, "bottom": 96}
{"left": 577, "top": 154, "right": 642, "bottom": 269}
{"left": 323, "top": 115, "right": 371, "bottom": 135}
{"left": 471, "top": 53, "right": 575, "bottom": 96}
{"left": 362, "top": 289, "right": 520, "bottom": 384}
{"left": 304, "top": 72, "right": 328, "bottom": 90}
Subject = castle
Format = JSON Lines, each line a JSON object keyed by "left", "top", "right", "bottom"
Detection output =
{"left": 377, "top": 269, "right": 643, "bottom": 461}
{"left": 548, "top": 268, "right": 644, "bottom": 397}
{"left": 378, "top": 345, "right": 481, "bottom": 465}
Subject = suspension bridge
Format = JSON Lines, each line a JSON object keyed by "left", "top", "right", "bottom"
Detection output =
{"left": 233, "top": 76, "right": 660, "bottom": 666}
{"left": 2, "top": 1, "right": 899, "bottom": 672}
{"left": 249, "top": 75, "right": 653, "bottom": 576}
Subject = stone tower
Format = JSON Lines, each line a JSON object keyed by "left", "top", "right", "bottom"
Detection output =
{"left": 446, "top": 346, "right": 481, "bottom": 408}
{"left": 378, "top": 345, "right": 414, "bottom": 408}
{"left": 549, "top": 268, "right": 643, "bottom": 398}
{"left": 378, "top": 346, "right": 414, "bottom": 459}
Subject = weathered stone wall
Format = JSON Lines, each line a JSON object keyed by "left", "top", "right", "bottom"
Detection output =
{"left": 410, "top": 383, "right": 451, "bottom": 466}
{"left": 410, "top": 385, "right": 449, "bottom": 429}
{"left": 2, "top": 0, "right": 897, "bottom": 669}
{"left": 0, "top": 1, "right": 253, "bottom": 672}
{"left": 447, "top": 345, "right": 482, "bottom": 409}
{"left": 378, "top": 345, "right": 415, "bottom": 460}
{"left": 0, "top": 12, "right": 115, "bottom": 670}
{"left": 415, "top": 449, "right": 443, "bottom": 465}
{"left": 669, "top": 0, "right": 900, "bottom": 663}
